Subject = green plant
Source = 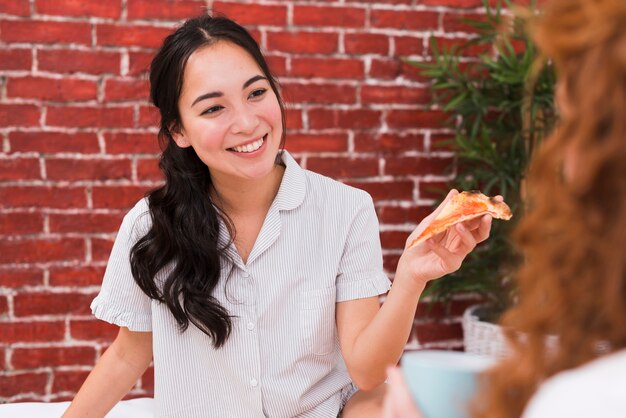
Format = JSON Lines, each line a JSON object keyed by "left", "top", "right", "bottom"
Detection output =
{"left": 411, "top": 0, "right": 556, "bottom": 320}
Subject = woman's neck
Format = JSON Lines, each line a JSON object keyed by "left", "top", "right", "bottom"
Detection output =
{"left": 210, "top": 163, "right": 285, "bottom": 218}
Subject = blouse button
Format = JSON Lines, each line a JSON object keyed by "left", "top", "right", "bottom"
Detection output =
{"left": 246, "top": 322, "right": 255, "bottom": 331}
{"left": 250, "top": 379, "right": 258, "bottom": 387}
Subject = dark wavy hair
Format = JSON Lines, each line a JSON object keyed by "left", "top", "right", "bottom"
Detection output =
{"left": 130, "top": 14, "right": 286, "bottom": 348}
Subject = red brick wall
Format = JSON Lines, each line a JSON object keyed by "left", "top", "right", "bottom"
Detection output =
{"left": 0, "top": 0, "right": 499, "bottom": 402}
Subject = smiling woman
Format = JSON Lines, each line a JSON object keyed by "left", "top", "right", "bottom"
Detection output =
{"left": 60, "top": 13, "right": 496, "bottom": 418}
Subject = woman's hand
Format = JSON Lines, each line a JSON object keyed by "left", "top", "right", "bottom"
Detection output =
{"left": 381, "top": 367, "right": 424, "bottom": 418}
{"left": 397, "top": 190, "right": 495, "bottom": 289}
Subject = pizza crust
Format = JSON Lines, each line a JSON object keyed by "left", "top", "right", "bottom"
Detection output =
{"left": 407, "top": 191, "right": 512, "bottom": 249}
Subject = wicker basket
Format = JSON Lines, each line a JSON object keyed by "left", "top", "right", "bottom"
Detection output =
{"left": 462, "top": 305, "right": 510, "bottom": 359}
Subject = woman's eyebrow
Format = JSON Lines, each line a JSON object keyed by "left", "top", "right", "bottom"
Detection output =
{"left": 191, "top": 75, "right": 268, "bottom": 107}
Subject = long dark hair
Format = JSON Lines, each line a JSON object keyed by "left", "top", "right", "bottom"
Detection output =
{"left": 130, "top": 14, "right": 286, "bottom": 348}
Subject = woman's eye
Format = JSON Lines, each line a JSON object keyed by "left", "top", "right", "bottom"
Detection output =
{"left": 249, "top": 88, "right": 267, "bottom": 99}
{"left": 201, "top": 105, "right": 223, "bottom": 116}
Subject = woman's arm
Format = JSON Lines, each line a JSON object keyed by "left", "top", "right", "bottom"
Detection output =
{"left": 337, "top": 190, "right": 493, "bottom": 390}
{"left": 62, "top": 327, "right": 153, "bottom": 417}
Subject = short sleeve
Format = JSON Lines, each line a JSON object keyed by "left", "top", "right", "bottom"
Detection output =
{"left": 90, "top": 199, "right": 152, "bottom": 332}
{"left": 335, "top": 193, "right": 391, "bottom": 302}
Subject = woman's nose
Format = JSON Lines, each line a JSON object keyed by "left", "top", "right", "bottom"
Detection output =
{"left": 231, "top": 106, "right": 259, "bottom": 135}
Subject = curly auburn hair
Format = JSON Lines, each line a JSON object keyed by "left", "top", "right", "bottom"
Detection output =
{"left": 473, "top": 0, "right": 626, "bottom": 417}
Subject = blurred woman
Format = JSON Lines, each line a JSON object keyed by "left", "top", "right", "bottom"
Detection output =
{"left": 382, "top": 0, "right": 626, "bottom": 416}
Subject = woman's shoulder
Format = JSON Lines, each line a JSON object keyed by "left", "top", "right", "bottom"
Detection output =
{"left": 522, "top": 349, "right": 626, "bottom": 418}
{"left": 119, "top": 197, "right": 152, "bottom": 239}
{"left": 303, "top": 169, "right": 373, "bottom": 205}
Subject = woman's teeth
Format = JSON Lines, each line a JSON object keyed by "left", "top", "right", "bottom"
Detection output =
{"left": 231, "top": 136, "right": 264, "bottom": 153}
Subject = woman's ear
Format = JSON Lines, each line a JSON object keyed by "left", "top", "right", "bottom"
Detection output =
{"left": 169, "top": 124, "right": 191, "bottom": 148}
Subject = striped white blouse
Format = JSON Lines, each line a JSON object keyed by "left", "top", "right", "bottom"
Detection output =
{"left": 91, "top": 150, "right": 392, "bottom": 418}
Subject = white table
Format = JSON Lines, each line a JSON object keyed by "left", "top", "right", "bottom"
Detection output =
{"left": 0, "top": 397, "right": 154, "bottom": 417}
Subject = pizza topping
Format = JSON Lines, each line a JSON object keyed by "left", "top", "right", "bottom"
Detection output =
{"left": 406, "top": 191, "right": 512, "bottom": 249}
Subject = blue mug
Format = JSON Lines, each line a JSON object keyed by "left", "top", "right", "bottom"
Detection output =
{"left": 401, "top": 350, "right": 495, "bottom": 418}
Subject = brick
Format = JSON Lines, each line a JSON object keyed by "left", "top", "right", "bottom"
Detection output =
{"left": 346, "top": 0, "right": 411, "bottom": 3}
{"left": 91, "top": 237, "right": 114, "bottom": 262}
{"left": 266, "top": 31, "right": 338, "bottom": 54}
{"left": 0, "top": 268, "right": 44, "bottom": 288}
{"left": 394, "top": 36, "right": 426, "bottom": 56}
{"left": 0, "top": 48, "right": 32, "bottom": 70}
{"left": 265, "top": 55, "right": 287, "bottom": 77}
{"left": 7, "top": 76, "right": 97, "bottom": 102}
{"left": 285, "top": 109, "right": 303, "bottom": 130}
{"left": 0, "top": 321, "right": 65, "bottom": 343}
{"left": 414, "top": 322, "right": 463, "bottom": 343}
{"left": 354, "top": 132, "right": 425, "bottom": 153}
{"left": 92, "top": 186, "right": 149, "bottom": 209}
{"left": 361, "top": 86, "right": 430, "bottom": 105}
{"left": 0, "top": 212, "right": 44, "bottom": 235}
{"left": 377, "top": 205, "right": 431, "bottom": 225}
{"left": 308, "top": 109, "right": 382, "bottom": 130}
{"left": 9, "top": 131, "right": 100, "bottom": 154}
{"left": 70, "top": 319, "right": 118, "bottom": 341}
{"left": 0, "top": 295, "right": 7, "bottom": 315}
{"left": 0, "top": 104, "right": 40, "bottom": 127}
{"left": 105, "top": 132, "right": 160, "bottom": 154}
{"left": 46, "top": 106, "right": 134, "bottom": 128}
{"left": 371, "top": 10, "right": 440, "bottom": 30}
{"left": 384, "top": 156, "right": 453, "bottom": 176}
{"left": 282, "top": 83, "right": 357, "bottom": 105}
{"left": 380, "top": 230, "right": 409, "bottom": 249}
{"left": 419, "top": 181, "right": 449, "bottom": 200}
{"left": 46, "top": 158, "right": 132, "bottom": 181}
{"left": 368, "top": 58, "right": 428, "bottom": 82}
{"left": 431, "top": 134, "right": 456, "bottom": 151}
{"left": 12, "top": 346, "right": 96, "bottom": 369}
{"left": 96, "top": 24, "right": 173, "bottom": 48}
{"left": 38, "top": 49, "right": 121, "bottom": 75}
{"left": 0, "top": 157, "right": 40, "bottom": 180}
{"left": 383, "top": 253, "right": 401, "bottom": 274}
{"left": 0, "top": 373, "right": 48, "bottom": 397}
{"left": 35, "top": 0, "right": 121, "bottom": 18}
{"left": 306, "top": 157, "right": 378, "bottom": 178}
{"left": 128, "top": 51, "right": 154, "bottom": 76}
{"left": 293, "top": 6, "right": 365, "bottom": 28}
{"left": 344, "top": 181, "right": 414, "bottom": 201}
{"left": 421, "top": 0, "right": 488, "bottom": 7}
{"left": 0, "top": 186, "right": 86, "bottom": 209}
{"left": 290, "top": 57, "right": 364, "bottom": 79}
{"left": 212, "top": 2, "right": 287, "bottom": 26}
{"left": 128, "top": 0, "right": 207, "bottom": 20}
{"left": 104, "top": 132, "right": 161, "bottom": 154}
{"left": 137, "top": 158, "right": 162, "bottom": 181}
{"left": 49, "top": 212, "right": 124, "bottom": 234}
{"left": 0, "top": 237, "right": 84, "bottom": 264}
{"left": 53, "top": 370, "right": 91, "bottom": 393}
{"left": 442, "top": 12, "right": 487, "bottom": 33}
{"left": 427, "top": 37, "right": 491, "bottom": 57}
{"left": 386, "top": 109, "right": 449, "bottom": 129}
{"left": 415, "top": 298, "right": 480, "bottom": 319}
{"left": 137, "top": 105, "right": 160, "bottom": 128}
{"left": 344, "top": 33, "right": 389, "bottom": 55}
{"left": 14, "top": 292, "right": 95, "bottom": 316}
{"left": 104, "top": 78, "right": 150, "bottom": 102}
{"left": 49, "top": 265, "right": 106, "bottom": 286}
{"left": 286, "top": 133, "right": 348, "bottom": 153}
{"left": 0, "top": 0, "right": 30, "bottom": 16}
{"left": 0, "top": 20, "right": 91, "bottom": 45}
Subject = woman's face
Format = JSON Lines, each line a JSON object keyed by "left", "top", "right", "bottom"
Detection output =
{"left": 172, "top": 41, "right": 283, "bottom": 184}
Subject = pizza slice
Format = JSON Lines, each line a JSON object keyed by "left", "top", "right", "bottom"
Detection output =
{"left": 407, "top": 191, "right": 512, "bottom": 249}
